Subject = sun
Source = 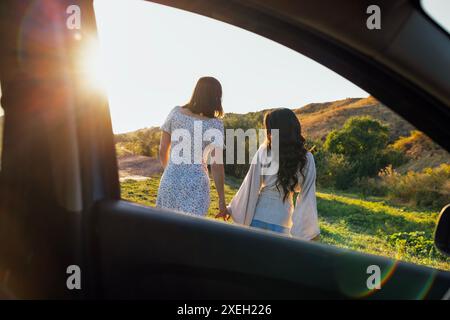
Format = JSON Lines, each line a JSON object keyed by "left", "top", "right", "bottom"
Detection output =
{"left": 79, "top": 36, "right": 108, "bottom": 93}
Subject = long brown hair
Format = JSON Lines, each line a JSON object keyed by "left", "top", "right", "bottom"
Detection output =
{"left": 264, "top": 108, "right": 308, "bottom": 202}
{"left": 183, "top": 77, "right": 223, "bottom": 118}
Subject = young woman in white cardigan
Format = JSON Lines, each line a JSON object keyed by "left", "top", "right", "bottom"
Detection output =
{"left": 217, "top": 108, "right": 320, "bottom": 240}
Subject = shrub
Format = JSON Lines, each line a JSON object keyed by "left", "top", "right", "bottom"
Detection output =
{"left": 315, "top": 151, "right": 357, "bottom": 189}
{"left": 324, "top": 116, "right": 389, "bottom": 159}
{"left": 354, "top": 176, "right": 388, "bottom": 197}
{"left": 321, "top": 116, "right": 406, "bottom": 189}
{"left": 392, "top": 130, "right": 437, "bottom": 155}
{"left": 387, "top": 231, "right": 443, "bottom": 260}
{"left": 379, "top": 164, "right": 450, "bottom": 209}
{"left": 114, "top": 128, "right": 161, "bottom": 157}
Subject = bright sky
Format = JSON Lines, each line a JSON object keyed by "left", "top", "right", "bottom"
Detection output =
{"left": 422, "top": 0, "right": 450, "bottom": 33}
{"left": 0, "top": 2, "right": 447, "bottom": 128}
{"left": 92, "top": 0, "right": 368, "bottom": 133}
{"left": 91, "top": 0, "right": 450, "bottom": 134}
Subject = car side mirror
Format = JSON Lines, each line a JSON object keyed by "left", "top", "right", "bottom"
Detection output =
{"left": 434, "top": 204, "right": 450, "bottom": 256}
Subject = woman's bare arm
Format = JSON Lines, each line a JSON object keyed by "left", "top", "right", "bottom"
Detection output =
{"left": 159, "top": 131, "right": 171, "bottom": 169}
{"left": 210, "top": 148, "right": 229, "bottom": 219}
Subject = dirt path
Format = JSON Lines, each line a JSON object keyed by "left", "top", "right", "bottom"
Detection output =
{"left": 118, "top": 155, "right": 163, "bottom": 180}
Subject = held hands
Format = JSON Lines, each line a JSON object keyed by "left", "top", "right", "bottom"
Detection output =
{"left": 215, "top": 201, "right": 231, "bottom": 221}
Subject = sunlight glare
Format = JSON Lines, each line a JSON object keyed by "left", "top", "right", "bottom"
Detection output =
{"left": 79, "top": 37, "right": 108, "bottom": 94}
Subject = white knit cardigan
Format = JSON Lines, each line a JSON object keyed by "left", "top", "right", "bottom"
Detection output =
{"left": 227, "top": 144, "right": 320, "bottom": 240}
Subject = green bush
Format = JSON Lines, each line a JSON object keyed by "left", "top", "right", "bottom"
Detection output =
{"left": 321, "top": 116, "right": 406, "bottom": 189}
{"left": 387, "top": 231, "right": 443, "bottom": 260}
{"left": 324, "top": 116, "right": 389, "bottom": 157}
{"left": 315, "top": 151, "right": 354, "bottom": 189}
{"left": 223, "top": 113, "right": 264, "bottom": 179}
{"left": 115, "top": 128, "right": 161, "bottom": 157}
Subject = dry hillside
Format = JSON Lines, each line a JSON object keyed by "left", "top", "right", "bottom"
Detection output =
{"left": 292, "top": 96, "right": 448, "bottom": 171}
{"left": 391, "top": 130, "right": 449, "bottom": 172}
{"left": 294, "top": 96, "right": 415, "bottom": 142}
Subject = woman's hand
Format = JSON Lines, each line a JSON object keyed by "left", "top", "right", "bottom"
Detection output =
{"left": 211, "top": 158, "right": 230, "bottom": 221}
{"left": 215, "top": 203, "right": 231, "bottom": 221}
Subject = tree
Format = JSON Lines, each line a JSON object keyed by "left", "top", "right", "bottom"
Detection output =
{"left": 323, "top": 116, "right": 397, "bottom": 186}
{"left": 324, "top": 116, "right": 389, "bottom": 158}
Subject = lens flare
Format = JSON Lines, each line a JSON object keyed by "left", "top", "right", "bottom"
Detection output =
{"left": 79, "top": 37, "right": 108, "bottom": 93}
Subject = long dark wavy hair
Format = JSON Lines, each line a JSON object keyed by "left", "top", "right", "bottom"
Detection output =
{"left": 264, "top": 108, "right": 308, "bottom": 202}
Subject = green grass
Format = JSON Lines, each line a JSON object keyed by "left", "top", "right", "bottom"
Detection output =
{"left": 316, "top": 192, "right": 448, "bottom": 270}
{"left": 121, "top": 175, "right": 450, "bottom": 271}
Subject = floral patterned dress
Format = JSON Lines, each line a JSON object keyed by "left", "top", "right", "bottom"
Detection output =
{"left": 156, "top": 106, "right": 224, "bottom": 216}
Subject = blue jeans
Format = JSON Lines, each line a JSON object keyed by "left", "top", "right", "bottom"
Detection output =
{"left": 250, "top": 219, "right": 290, "bottom": 235}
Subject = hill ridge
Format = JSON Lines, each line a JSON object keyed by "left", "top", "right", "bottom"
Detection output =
{"left": 115, "top": 96, "right": 448, "bottom": 172}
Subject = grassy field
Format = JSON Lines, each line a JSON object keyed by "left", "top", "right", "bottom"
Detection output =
{"left": 121, "top": 175, "right": 450, "bottom": 271}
